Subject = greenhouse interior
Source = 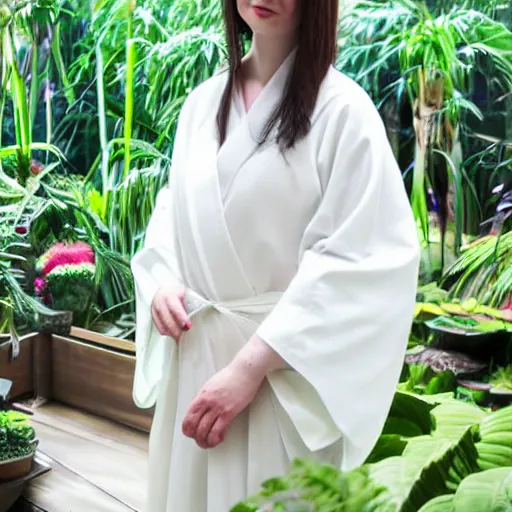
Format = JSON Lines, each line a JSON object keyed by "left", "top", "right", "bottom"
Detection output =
{"left": 1, "top": 0, "right": 512, "bottom": 510}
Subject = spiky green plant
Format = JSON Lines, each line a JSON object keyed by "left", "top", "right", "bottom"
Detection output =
{"left": 443, "top": 232, "right": 512, "bottom": 307}
{"left": 338, "top": 0, "right": 512, "bottom": 277}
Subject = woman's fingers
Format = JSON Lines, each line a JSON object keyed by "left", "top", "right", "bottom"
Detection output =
{"left": 165, "top": 293, "right": 191, "bottom": 331}
{"left": 151, "top": 287, "right": 191, "bottom": 340}
{"left": 151, "top": 288, "right": 192, "bottom": 341}
{"left": 207, "top": 415, "right": 230, "bottom": 448}
{"left": 152, "top": 301, "right": 182, "bottom": 339}
{"left": 195, "top": 409, "right": 218, "bottom": 449}
{"left": 182, "top": 402, "right": 206, "bottom": 439}
{"left": 183, "top": 406, "right": 231, "bottom": 449}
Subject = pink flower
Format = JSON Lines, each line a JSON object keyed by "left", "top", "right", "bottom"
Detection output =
{"left": 501, "top": 296, "right": 512, "bottom": 310}
{"left": 41, "top": 242, "right": 95, "bottom": 276}
{"left": 30, "top": 160, "right": 45, "bottom": 176}
{"left": 34, "top": 277, "right": 47, "bottom": 296}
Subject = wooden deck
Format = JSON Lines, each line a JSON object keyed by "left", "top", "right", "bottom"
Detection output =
{"left": 10, "top": 401, "right": 149, "bottom": 512}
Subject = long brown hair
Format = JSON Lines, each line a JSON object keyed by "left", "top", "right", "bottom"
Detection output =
{"left": 217, "top": 0, "right": 339, "bottom": 150}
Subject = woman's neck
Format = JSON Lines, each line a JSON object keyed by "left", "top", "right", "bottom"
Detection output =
{"left": 243, "top": 33, "right": 297, "bottom": 86}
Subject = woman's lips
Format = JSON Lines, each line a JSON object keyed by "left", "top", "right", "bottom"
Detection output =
{"left": 252, "top": 5, "right": 276, "bottom": 18}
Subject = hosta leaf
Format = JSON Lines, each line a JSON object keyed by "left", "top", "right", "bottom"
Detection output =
{"left": 388, "top": 392, "right": 436, "bottom": 435}
{"left": 476, "top": 406, "right": 512, "bottom": 470}
{"left": 366, "top": 435, "right": 408, "bottom": 464}
{"left": 418, "top": 494, "right": 455, "bottom": 512}
{"left": 431, "top": 401, "right": 488, "bottom": 439}
{"left": 452, "top": 468, "right": 512, "bottom": 511}
{"left": 479, "top": 406, "right": 512, "bottom": 438}
{"left": 382, "top": 417, "right": 424, "bottom": 438}
{"left": 369, "top": 429, "right": 477, "bottom": 512}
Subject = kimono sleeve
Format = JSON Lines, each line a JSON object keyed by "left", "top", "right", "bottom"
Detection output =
{"left": 256, "top": 91, "right": 420, "bottom": 470}
{"left": 130, "top": 99, "right": 191, "bottom": 409}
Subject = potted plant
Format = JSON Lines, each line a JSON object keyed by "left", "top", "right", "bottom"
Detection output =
{"left": 0, "top": 410, "right": 37, "bottom": 482}
{"left": 0, "top": 379, "right": 37, "bottom": 482}
{"left": 489, "top": 365, "right": 512, "bottom": 406}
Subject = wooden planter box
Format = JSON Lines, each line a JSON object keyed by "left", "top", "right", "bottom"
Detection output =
{"left": 0, "top": 333, "right": 46, "bottom": 400}
{"left": 1, "top": 328, "right": 152, "bottom": 433}
{"left": 50, "top": 328, "right": 153, "bottom": 432}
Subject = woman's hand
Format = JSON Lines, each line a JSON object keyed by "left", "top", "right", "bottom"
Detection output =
{"left": 182, "top": 359, "right": 266, "bottom": 449}
{"left": 182, "top": 335, "right": 289, "bottom": 449}
{"left": 151, "top": 287, "right": 191, "bottom": 341}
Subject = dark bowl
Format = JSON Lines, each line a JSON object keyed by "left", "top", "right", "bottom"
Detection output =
{"left": 427, "top": 323, "right": 511, "bottom": 366}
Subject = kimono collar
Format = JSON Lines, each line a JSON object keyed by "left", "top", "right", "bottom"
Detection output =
{"left": 242, "top": 47, "right": 298, "bottom": 142}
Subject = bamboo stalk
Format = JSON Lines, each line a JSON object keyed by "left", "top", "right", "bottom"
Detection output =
{"left": 123, "top": 0, "right": 136, "bottom": 179}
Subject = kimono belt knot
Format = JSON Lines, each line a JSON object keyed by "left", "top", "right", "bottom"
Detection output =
{"left": 183, "top": 288, "right": 283, "bottom": 328}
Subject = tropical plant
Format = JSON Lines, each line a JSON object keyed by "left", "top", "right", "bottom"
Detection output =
{"left": 337, "top": 0, "right": 512, "bottom": 278}
{"left": 418, "top": 468, "right": 512, "bottom": 511}
{"left": 34, "top": 241, "right": 96, "bottom": 319}
{"left": 490, "top": 366, "right": 512, "bottom": 391}
{"left": 0, "top": 0, "right": 73, "bottom": 185}
{"left": 0, "top": 236, "right": 62, "bottom": 336}
{"left": 443, "top": 232, "right": 512, "bottom": 308}
{"left": 233, "top": 397, "right": 512, "bottom": 512}
{"left": 70, "top": 0, "right": 226, "bottom": 260}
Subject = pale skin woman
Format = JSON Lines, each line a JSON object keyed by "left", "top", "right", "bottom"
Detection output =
{"left": 151, "top": 0, "right": 298, "bottom": 451}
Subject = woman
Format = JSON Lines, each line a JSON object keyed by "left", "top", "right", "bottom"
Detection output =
{"left": 131, "top": 1, "right": 420, "bottom": 510}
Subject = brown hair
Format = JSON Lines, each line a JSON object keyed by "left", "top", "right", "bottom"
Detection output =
{"left": 217, "top": 1, "right": 339, "bottom": 150}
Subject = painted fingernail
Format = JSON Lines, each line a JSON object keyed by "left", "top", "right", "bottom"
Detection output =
{"left": 182, "top": 320, "right": 192, "bottom": 331}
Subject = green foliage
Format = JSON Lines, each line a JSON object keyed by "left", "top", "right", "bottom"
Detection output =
{"left": 0, "top": 410, "right": 36, "bottom": 462}
{"left": 0, "top": 237, "right": 63, "bottom": 335}
{"left": 234, "top": 398, "right": 512, "bottom": 512}
{"left": 490, "top": 366, "right": 512, "bottom": 391}
{"left": 477, "top": 407, "right": 512, "bottom": 470}
{"left": 338, "top": 0, "right": 512, "bottom": 114}
{"left": 45, "top": 263, "right": 95, "bottom": 313}
{"left": 232, "top": 459, "right": 386, "bottom": 512}
{"left": 398, "top": 364, "right": 457, "bottom": 396}
{"left": 338, "top": 0, "right": 512, "bottom": 278}
{"left": 443, "top": 233, "right": 512, "bottom": 308}
{"left": 419, "top": 468, "right": 512, "bottom": 511}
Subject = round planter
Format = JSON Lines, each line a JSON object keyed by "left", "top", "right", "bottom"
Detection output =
{"left": 34, "top": 309, "right": 73, "bottom": 336}
{"left": 0, "top": 452, "right": 35, "bottom": 482}
{"left": 489, "top": 388, "right": 512, "bottom": 408}
{"left": 457, "top": 379, "right": 491, "bottom": 405}
{"left": 426, "top": 322, "right": 511, "bottom": 365}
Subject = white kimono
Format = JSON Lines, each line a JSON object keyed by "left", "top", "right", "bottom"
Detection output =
{"left": 131, "top": 51, "right": 420, "bottom": 512}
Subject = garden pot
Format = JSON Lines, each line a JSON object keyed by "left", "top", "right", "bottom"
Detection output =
{"left": 0, "top": 452, "right": 35, "bottom": 482}
{"left": 0, "top": 456, "right": 51, "bottom": 512}
{"left": 457, "top": 379, "right": 491, "bottom": 405}
{"left": 427, "top": 323, "right": 511, "bottom": 366}
{"left": 489, "top": 388, "right": 512, "bottom": 408}
{"left": 33, "top": 310, "right": 73, "bottom": 336}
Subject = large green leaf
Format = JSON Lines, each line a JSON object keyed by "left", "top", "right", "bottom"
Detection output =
{"left": 388, "top": 392, "right": 436, "bottom": 435}
{"left": 420, "top": 469, "right": 512, "bottom": 511}
{"left": 476, "top": 406, "right": 512, "bottom": 470}
{"left": 366, "top": 434, "right": 408, "bottom": 464}
{"left": 418, "top": 494, "right": 455, "bottom": 512}
{"left": 452, "top": 468, "right": 512, "bottom": 511}
{"left": 431, "top": 401, "right": 488, "bottom": 439}
{"left": 368, "top": 429, "right": 478, "bottom": 512}
{"left": 382, "top": 417, "right": 424, "bottom": 437}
